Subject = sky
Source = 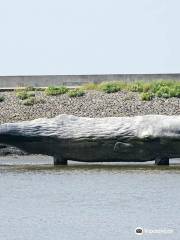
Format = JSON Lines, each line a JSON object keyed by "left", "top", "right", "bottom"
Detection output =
{"left": 0, "top": 0, "right": 179, "bottom": 75}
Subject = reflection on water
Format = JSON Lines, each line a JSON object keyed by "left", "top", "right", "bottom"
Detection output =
{"left": 0, "top": 156, "right": 180, "bottom": 240}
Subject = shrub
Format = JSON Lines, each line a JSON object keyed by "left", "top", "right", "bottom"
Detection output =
{"left": 156, "top": 86, "right": 171, "bottom": 98}
{"left": 16, "top": 91, "right": 35, "bottom": 100}
{"left": 128, "top": 81, "right": 144, "bottom": 92}
{"left": 98, "top": 82, "right": 123, "bottom": 93}
{"left": 16, "top": 91, "right": 28, "bottom": 100}
{"left": 45, "top": 86, "right": 68, "bottom": 95}
{"left": 150, "top": 80, "right": 174, "bottom": 93}
{"left": 140, "top": 92, "right": 154, "bottom": 101}
{"left": 142, "top": 83, "right": 152, "bottom": 93}
{"left": 22, "top": 97, "right": 36, "bottom": 106}
{"left": 169, "top": 88, "right": 177, "bottom": 98}
{"left": 27, "top": 92, "right": 35, "bottom": 97}
{"left": 68, "top": 89, "right": 85, "bottom": 97}
{"left": 172, "top": 85, "right": 180, "bottom": 98}
{"left": 0, "top": 96, "right": 5, "bottom": 102}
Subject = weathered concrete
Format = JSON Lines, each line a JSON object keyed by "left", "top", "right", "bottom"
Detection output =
{"left": 0, "top": 74, "right": 180, "bottom": 88}
{"left": 1, "top": 114, "right": 180, "bottom": 165}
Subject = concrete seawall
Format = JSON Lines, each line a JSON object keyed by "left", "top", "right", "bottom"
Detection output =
{"left": 0, "top": 74, "right": 180, "bottom": 88}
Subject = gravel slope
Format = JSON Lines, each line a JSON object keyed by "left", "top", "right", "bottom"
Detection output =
{"left": 0, "top": 90, "right": 180, "bottom": 123}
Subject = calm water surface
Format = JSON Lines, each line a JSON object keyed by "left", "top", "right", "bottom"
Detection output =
{"left": 0, "top": 156, "right": 180, "bottom": 240}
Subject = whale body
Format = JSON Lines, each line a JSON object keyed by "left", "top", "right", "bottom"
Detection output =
{"left": 0, "top": 114, "right": 180, "bottom": 165}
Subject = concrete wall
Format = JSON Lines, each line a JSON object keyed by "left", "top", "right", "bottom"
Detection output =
{"left": 0, "top": 74, "right": 180, "bottom": 88}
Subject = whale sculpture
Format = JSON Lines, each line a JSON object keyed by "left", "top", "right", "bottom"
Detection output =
{"left": 1, "top": 114, "right": 180, "bottom": 165}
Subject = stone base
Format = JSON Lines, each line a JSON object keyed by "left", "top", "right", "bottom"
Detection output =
{"left": 54, "top": 155, "right": 67, "bottom": 165}
{"left": 155, "top": 157, "right": 169, "bottom": 165}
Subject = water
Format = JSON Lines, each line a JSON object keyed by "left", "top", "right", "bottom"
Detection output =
{"left": 1, "top": 156, "right": 180, "bottom": 240}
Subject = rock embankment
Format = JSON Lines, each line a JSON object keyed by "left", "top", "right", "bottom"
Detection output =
{"left": 0, "top": 90, "right": 180, "bottom": 123}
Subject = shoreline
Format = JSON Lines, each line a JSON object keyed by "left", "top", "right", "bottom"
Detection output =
{"left": 0, "top": 90, "right": 180, "bottom": 123}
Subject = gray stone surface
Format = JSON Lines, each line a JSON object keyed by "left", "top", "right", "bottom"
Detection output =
{"left": 0, "top": 114, "right": 180, "bottom": 164}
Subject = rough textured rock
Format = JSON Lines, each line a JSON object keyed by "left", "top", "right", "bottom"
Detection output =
{"left": 0, "top": 114, "right": 180, "bottom": 164}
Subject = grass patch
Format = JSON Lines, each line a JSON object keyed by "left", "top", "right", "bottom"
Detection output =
{"left": 14, "top": 80, "right": 180, "bottom": 103}
{"left": 127, "top": 81, "right": 144, "bottom": 92}
{"left": 80, "top": 80, "right": 180, "bottom": 100}
{"left": 16, "top": 91, "right": 28, "bottom": 100}
{"left": 140, "top": 92, "right": 154, "bottom": 101}
{"left": 81, "top": 83, "right": 98, "bottom": 90}
{"left": 22, "top": 97, "right": 36, "bottom": 106}
{"left": 155, "top": 85, "right": 180, "bottom": 98}
{"left": 16, "top": 91, "right": 35, "bottom": 100}
{"left": 156, "top": 86, "right": 171, "bottom": 98}
{"left": 68, "top": 89, "right": 85, "bottom": 97}
{"left": 140, "top": 80, "right": 180, "bottom": 99}
{"left": 22, "top": 97, "right": 45, "bottom": 106}
{"left": 45, "top": 86, "right": 68, "bottom": 96}
{"left": 98, "top": 81, "right": 126, "bottom": 93}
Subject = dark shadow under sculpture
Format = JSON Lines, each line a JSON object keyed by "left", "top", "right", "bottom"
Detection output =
{"left": 1, "top": 114, "right": 180, "bottom": 165}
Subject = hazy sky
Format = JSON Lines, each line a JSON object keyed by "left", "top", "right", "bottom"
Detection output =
{"left": 0, "top": 0, "right": 179, "bottom": 75}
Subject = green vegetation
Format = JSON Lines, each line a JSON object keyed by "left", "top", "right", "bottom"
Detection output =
{"left": 82, "top": 80, "right": 180, "bottom": 100}
{"left": 0, "top": 96, "right": 5, "bottom": 102}
{"left": 22, "top": 97, "right": 45, "bottom": 106}
{"left": 156, "top": 86, "right": 171, "bottom": 98}
{"left": 82, "top": 81, "right": 127, "bottom": 93}
{"left": 12, "top": 80, "right": 180, "bottom": 104}
{"left": 140, "top": 92, "right": 154, "bottom": 101}
{"left": 127, "top": 81, "right": 143, "bottom": 92}
{"left": 155, "top": 86, "right": 180, "bottom": 98}
{"left": 15, "top": 87, "right": 45, "bottom": 106}
{"left": 22, "top": 97, "right": 36, "bottom": 106}
{"left": 16, "top": 91, "right": 35, "bottom": 100}
{"left": 98, "top": 81, "right": 126, "bottom": 93}
{"left": 16, "top": 91, "right": 27, "bottom": 100}
{"left": 68, "top": 88, "right": 85, "bottom": 97}
{"left": 81, "top": 83, "right": 98, "bottom": 90}
{"left": 45, "top": 86, "right": 68, "bottom": 96}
